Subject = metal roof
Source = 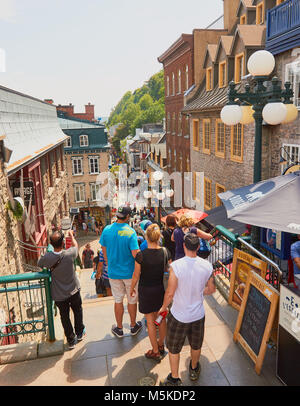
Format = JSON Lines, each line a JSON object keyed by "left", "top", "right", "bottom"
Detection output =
{"left": 182, "top": 83, "right": 243, "bottom": 113}
{"left": 0, "top": 86, "right": 67, "bottom": 174}
{"left": 58, "top": 116, "right": 105, "bottom": 130}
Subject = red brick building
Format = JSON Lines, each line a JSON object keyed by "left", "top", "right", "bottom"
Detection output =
{"left": 45, "top": 100, "right": 96, "bottom": 122}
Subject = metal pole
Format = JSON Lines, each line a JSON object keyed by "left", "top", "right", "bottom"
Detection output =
{"left": 44, "top": 271, "right": 55, "bottom": 342}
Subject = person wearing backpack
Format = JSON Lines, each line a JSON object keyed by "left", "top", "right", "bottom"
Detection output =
{"left": 162, "top": 215, "right": 178, "bottom": 261}
{"left": 130, "top": 224, "right": 172, "bottom": 362}
{"left": 172, "top": 214, "right": 212, "bottom": 260}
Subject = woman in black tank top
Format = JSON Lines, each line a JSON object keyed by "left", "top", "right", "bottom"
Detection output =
{"left": 130, "top": 224, "right": 171, "bottom": 362}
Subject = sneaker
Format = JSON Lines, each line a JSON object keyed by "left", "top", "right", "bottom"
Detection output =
{"left": 111, "top": 326, "right": 124, "bottom": 338}
{"left": 77, "top": 328, "right": 86, "bottom": 342}
{"left": 159, "top": 373, "right": 183, "bottom": 386}
{"left": 68, "top": 340, "right": 76, "bottom": 350}
{"left": 189, "top": 361, "right": 201, "bottom": 381}
{"left": 130, "top": 321, "right": 142, "bottom": 336}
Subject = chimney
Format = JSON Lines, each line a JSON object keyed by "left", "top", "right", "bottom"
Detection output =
{"left": 223, "top": 0, "right": 240, "bottom": 32}
{"left": 85, "top": 103, "right": 95, "bottom": 120}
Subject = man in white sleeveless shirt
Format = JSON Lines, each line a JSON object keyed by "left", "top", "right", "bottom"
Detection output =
{"left": 159, "top": 233, "right": 216, "bottom": 386}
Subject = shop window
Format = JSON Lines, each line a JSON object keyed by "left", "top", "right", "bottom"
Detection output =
{"left": 231, "top": 124, "right": 244, "bottom": 162}
{"left": 215, "top": 119, "right": 225, "bottom": 158}
{"left": 206, "top": 67, "right": 213, "bottom": 91}
{"left": 216, "top": 183, "right": 226, "bottom": 207}
{"left": 204, "top": 177, "right": 212, "bottom": 210}
{"left": 281, "top": 144, "right": 300, "bottom": 172}
{"left": 285, "top": 62, "right": 300, "bottom": 108}
{"left": 256, "top": 2, "right": 264, "bottom": 24}
{"left": 235, "top": 53, "right": 245, "bottom": 83}
{"left": 203, "top": 119, "right": 211, "bottom": 154}
{"left": 192, "top": 119, "right": 200, "bottom": 150}
{"left": 219, "top": 61, "right": 227, "bottom": 88}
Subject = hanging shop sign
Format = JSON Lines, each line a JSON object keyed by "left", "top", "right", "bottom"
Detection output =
{"left": 12, "top": 180, "right": 35, "bottom": 206}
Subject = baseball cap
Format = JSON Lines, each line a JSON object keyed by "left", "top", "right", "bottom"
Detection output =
{"left": 140, "top": 220, "right": 152, "bottom": 231}
{"left": 116, "top": 205, "right": 132, "bottom": 219}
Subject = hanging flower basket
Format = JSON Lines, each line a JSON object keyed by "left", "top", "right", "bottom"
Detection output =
{"left": 6, "top": 197, "right": 25, "bottom": 222}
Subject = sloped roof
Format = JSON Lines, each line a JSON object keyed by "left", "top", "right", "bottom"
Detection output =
{"left": 204, "top": 44, "right": 219, "bottom": 68}
{"left": 215, "top": 35, "right": 234, "bottom": 62}
{"left": 182, "top": 83, "right": 243, "bottom": 113}
{"left": 58, "top": 115, "right": 104, "bottom": 130}
{"left": 0, "top": 85, "right": 68, "bottom": 174}
{"left": 232, "top": 24, "right": 266, "bottom": 52}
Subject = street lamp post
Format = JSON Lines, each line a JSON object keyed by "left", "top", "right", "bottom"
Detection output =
{"left": 221, "top": 50, "right": 298, "bottom": 249}
{"left": 143, "top": 170, "right": 173, "bottom": 228}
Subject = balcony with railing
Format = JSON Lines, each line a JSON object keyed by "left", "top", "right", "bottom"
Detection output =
{"left": 266, "top": 0, "right": 300, "bottom": 55}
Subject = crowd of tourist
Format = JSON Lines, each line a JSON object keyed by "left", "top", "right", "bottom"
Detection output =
{"left": 38, "top": 204, "right": 216, "bottom": 386}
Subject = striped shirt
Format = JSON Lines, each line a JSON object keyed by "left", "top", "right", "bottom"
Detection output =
{"left": 99, "top": 250, "right": 109, "bottom": 279}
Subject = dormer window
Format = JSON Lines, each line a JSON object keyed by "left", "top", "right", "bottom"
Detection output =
{"left": 65, "top": 136, "right": 72, "bottom": 148}
{"left": 206, "top": 68, "right": 213, "bottom": 91}
{"left": 235, "top": 53, "right": 245, "bottom": 83}
{"left": 240, "top": 14, "right": 247, "bottom": 25}
{"left": 219, "top": 61, "right": 227, "bottom": 88}
{"left": 256, "top": 1, "right": 264, "bottom": 24}
{"left": 80, "top": 135, "right": 89, "bottom": 147}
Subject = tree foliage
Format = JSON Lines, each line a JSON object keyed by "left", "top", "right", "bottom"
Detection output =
{"left": 107, "top": 70, "right": 165, "bottom": 153}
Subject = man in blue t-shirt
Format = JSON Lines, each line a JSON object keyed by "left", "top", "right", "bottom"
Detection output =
{"left": 100, "top": 205, "right": 142, "bottom": 338}
{"left": 291, "top": 235, "right": 300, "bottom": 289}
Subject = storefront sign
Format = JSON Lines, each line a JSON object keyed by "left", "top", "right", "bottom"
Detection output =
{"left": 229, "top": 249, "right": 267, "bottom": 311}
{"left": 279, "top": 284, "right": 300, "bottom": 342}
{"left": 12, "top": 180, "right": 35, "bottom": 206}
{"left": 234, "top": 271, "right": 279, "bottom": 375}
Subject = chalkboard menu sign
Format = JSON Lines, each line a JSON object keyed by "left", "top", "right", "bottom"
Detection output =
{"left": 234, "top": 271, "right": 279, "bottom": 375}
{"left": 240, "top": 285, "right": 271, "bottom": 356}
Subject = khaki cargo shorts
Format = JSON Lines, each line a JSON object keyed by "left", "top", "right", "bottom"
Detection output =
{"left": 109, "top": 278, "right": 138, "bottom": 304}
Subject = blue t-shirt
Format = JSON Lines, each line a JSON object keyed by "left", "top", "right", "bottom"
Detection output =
{"left": 291, "top": 241, "right": 300, "bottom": 275}
{"left": 100, "top": 222, "right": 139, "bottom": 279}
{"left": 140, "top": 240, "right": 148, "bottom": 251}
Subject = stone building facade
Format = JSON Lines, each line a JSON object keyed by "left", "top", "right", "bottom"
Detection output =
{"left": 59, "top": 113, "right": 110, "bottom": 225}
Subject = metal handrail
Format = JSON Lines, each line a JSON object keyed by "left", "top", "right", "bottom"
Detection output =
{"left": 237, "top": 237, "right": 283, "bottom": 278}
{"left": 0, "top": 271, "right": 55, "bottom": 342}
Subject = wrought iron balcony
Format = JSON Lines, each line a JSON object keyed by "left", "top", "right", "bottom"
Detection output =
{"left": 266, "top": 0, "right": 300, "bottom": 55}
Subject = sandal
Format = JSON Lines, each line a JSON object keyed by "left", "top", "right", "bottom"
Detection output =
{"left": 145, "top": 349, "right": 162, "bottom": 362}
{"left": 158, "top": 344, "right": 165, "bottom": 356}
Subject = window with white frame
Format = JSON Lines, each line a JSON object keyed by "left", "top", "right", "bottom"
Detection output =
{"left": 65, "top": 136, "right": 72, "bottom": 148}
{"left": 74, "top": 183, "right": 85, "bottom": 202}
{"left": 72, "top": 157, "right": 83, "bottom": 175}
{"left": 172, "top": 73, "right": 175, "bottom": 95}
{"left": 186, "top": 65, "right": 189, "bottom": 90}
{"left": 79, "top": 135, "right": 89, "bottom": 147}
{"left": 166, "top": 76, "right": 170, "bottom": 97}
{"left": 285, "top": 62, "right": 300, "bottom": 108}
{"left": 178, "top": 70, "right": 181, "bottom": 94}
{"left": 89, "top": 156, "right": 99, "bottom": 174}
{"left": 90, "top": 183, "right": 101, "bottom": 201}
{"left": 282, "top": 143, "right": 300, "bottom": 171}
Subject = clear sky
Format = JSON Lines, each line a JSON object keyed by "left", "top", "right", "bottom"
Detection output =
{"left": 0, "top": 0, "right": 223, "bottom": 117}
